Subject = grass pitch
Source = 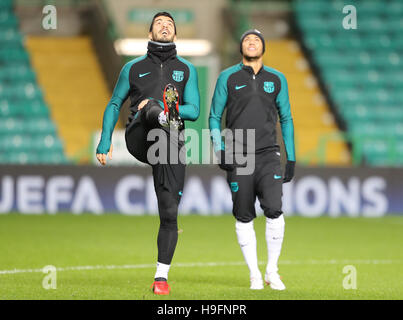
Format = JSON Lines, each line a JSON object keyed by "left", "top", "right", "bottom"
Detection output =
{"left": 0, "top": 214, "right": 402, "bottom": 300}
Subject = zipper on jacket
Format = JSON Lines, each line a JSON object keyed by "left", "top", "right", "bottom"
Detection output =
{"left": 252, "top": 74, "right": 257, "bottom": 91}
{"left": 160, "top": 63, "right": 163, "bottom": 81}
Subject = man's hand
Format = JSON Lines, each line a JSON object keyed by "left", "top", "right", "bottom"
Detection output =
{"left": 138, "top": 99, "right": 149, "bottom": 110}
{"left": 283, "top": 160, "right": 295, "bottom": 183}
{"left": 96, "top": 144, "right": 113, "bottom": 166}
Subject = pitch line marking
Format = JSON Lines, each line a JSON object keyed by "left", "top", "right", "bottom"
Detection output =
{"left": 0, "top": 259, "right": 399, "bottom": 275}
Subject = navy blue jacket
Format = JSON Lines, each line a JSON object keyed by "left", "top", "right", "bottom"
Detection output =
{"left": 209, "top": 62, "right": 295, "bottom": 161}
{"left": 97, "top": 48, "right": 200, "bottom": 154}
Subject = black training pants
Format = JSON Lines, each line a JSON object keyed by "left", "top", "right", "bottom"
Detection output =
{"left": 227, "top": 149, "right": 283, "bottom": 223}
{"left": 125, "top": 102, "right": 185, "bottom": 264}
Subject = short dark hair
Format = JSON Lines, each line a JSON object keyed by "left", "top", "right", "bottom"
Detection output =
{"left": 149, "top": 12, "right": 177, "bottom": 35}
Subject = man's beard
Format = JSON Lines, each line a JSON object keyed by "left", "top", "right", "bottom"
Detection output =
{"left": 152, "top": 31, "right": 174, "bottom": 43}
{"left": 243, "top": 54, "right": 262, "bottom": 61}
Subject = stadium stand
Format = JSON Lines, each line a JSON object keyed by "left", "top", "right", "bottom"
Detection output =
{"left": 294, "top": 0, "right": 403, "bottom": 166}
{"left": 25, "top": 37, "right": 111, "bottom": 162}
{"left": 264, "top": 40, "right": 351, "bottom": 165}
{"left": 0, "top": 0, "right": 68, "bottom": 164}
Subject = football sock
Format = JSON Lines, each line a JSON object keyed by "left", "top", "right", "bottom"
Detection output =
{"left": 154, "top": 277, "right": 167, "bottom": 282}
{"left": 158, "top": 111, "right": 168, "bottom": 126}
{"left": 235, "top": 219, "right": 261, "bottom": 279}
{"left": 265, "top": 214, "right": 285, "bottom": 274}
{"left": 154, "top": 262, "right": 170, "bottom": 281}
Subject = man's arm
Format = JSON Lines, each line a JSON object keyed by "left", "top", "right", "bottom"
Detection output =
{"left": 178, "top": 59, "right": 200, "bottom": 121}
{"left": 209, "top": 72, "right": 228, "bottom": 152}
{"left": 275, "top": 72, "right": 296, "bottom": 182}
{"left": 96, "top": 62, "right": 131, "bottom": 155}
{"left": 276, "top": 73, "right": 295, "bottom": 162}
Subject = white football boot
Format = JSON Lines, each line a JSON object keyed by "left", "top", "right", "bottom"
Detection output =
{"left": 250, "top": 276, "right": 264, "bottom": 290}
{"left": 265, "top": 272, "right": 286, "bottom": 291}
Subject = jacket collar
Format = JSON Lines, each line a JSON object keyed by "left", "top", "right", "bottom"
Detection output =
{"left": 147, "top": 41, "right": 177, "bottom": 64}
{"left": 240, "top": 62, "right": 263, "bottom": 75}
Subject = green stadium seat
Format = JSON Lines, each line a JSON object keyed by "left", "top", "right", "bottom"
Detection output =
{"left": 358, "top": 17, "right": 388, "bottom": 32}
{"left": 20, "top": 83, "right": 42, "bottom": 99}
{"left": 0, "top": 117, "right": 25, "bottom": 134}
{"left": 0, "top": 0, "right": 13, "bottom": 9}
{"left": 0, "top": 11, "right": 13, "bottom": 21}
{"left": 332, "top": 35, "right": 363, "bottom": 49}
{"left": 23, "top": 100, "right": 50, "bottom": 117}
{"left": 331, "top": 87, "right": 362, "bottom": 104}
{"left": 0, "top": 83, "right": 43, "bottom": 100}
{"left": 304, "top": 34, "right": 335, "bottom": 50}
{"left": 365, "top": 154, "right": 391, "bottom": 167}
{"left": 295, "top": 0, "right": 403, "bottom": 166}
{"left": 0, "top": 100, "right": 49, "bottom": 118}
{"left": 0, "top": 28, "right": 22, "bottom": 43}
{"left": 294, "top": 0, "right": 331, "bottom": 13}
{"left": 333, "top": 86, "right": 398, "bottom": 106}
{"left": 3, "top": 152, "right": 41, "bottom": 165}
{"left": 321, "top": 68, "right": 353, "bottom": 82}
{"left": 387, "top": 71, "right": 403, "bottom": 85}
{"left": 343, "top": 105, "right": 403, "bottom": 122}
{"left": 314, "top": 52, "right": 346, "bottom": 68}
{"left": 0, "top": 134, "right": 32, "bottom": 152}
{"left": 396, "top": 141, "right": 403, "bottom": 155}
{"left": 25, "top": 118, "right": 56, "bottom": 134}
{"left": 0, "top": 132, "right": 67, "bottom": 164}
{"left": 348, "top": 123, "right": 380, "bottom": 136}
{"left": 323, "top": 69, "right": 387, "bottom": 90}
{"left": 0, "top": 66, "right": 36, "bottom": 82}
{"left": 0, "top": 39, "right": 23, "bottom": 50}
{"left": 0, "top": 100, "right": 21, "bottom": 117}
{"left": 392, "top": 91, "right": 403, "bottom": 103}
{"left": 38, "top": 151, "right": 69, "bottom": 164}
{"left": 352, "top": 122, "right": 403, "bottom": 137}
{"left": 385, "top": 19, "right": 403, "bottom": 32}
{"left": 356, "top": 2, "right": 384, "bottom": 15}
{"left": 364, "top": 143, "right": 403, "bottom": 166}
{"left": 0, "top": 48, "right": 29, "bottom": 63}
{"left": 367, "top": 52, "right": 403, "bottom": 68}
{"left": 31, "top": 134, "right": 64, "bottom": 152}
{"left": 360, "top": 35, "right": 392, "bottom": 50}
{"left": 389, "top": 35, "right": 403, "bottom": 50}
{"left": 0, "top": 7, "right": 68, "bottom": 165}
{"left": 362, "top": 140, "right": 389, "bottom": 159}
{"left": 0, "top": 14, "right": 17, "bottom": 27}
{"left": 384, "top": 2, "right": 403, "bottom": 16}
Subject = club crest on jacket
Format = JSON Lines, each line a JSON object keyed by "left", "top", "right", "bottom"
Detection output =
{"left": 172, "top": 70, "right": 184, "bottom": 82}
